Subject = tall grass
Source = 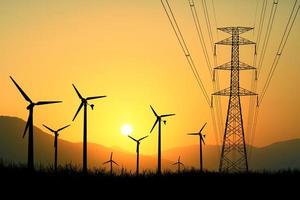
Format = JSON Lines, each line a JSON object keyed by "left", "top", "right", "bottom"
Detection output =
{"left": 1, "top": 160, "right": 300, "bottom": 179}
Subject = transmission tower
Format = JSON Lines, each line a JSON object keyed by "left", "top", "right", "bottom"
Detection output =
{"left": 212, "top": 27, "right": 257, "bottom": 172}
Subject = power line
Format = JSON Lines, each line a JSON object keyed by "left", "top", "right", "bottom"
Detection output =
{"left": 257, "top": 0, "right": 279, "bottom": 77}
{"left": 161, "top": 0, "right": 211, "bottom": 106}
{"left": 189, "top": 0, "right": 213, "bottom": 78}
{"left": 247, "top": 0, "right": 271, "bottom": 153}
{"left": 252, "top": 0, "right": 260, "bottom": 29}
{"left": 259, "top": 2, "right": 299, "bottom": 105}
{"left": 249, "top": 0, "right": 299, "bottom": 159}
{"left": 256, "top": 0, "right": 268, "bottom": 51}
{"left": 277, "top": 0, "right": 298, "bottom": 56}
{"left": 214, "top": 74, "right": 224, "bottom": 144}
{"left": 201, "top": 0, "right": 224, "bottom": 141}
{"left": 201, "top": 0, "right": 215, "bottom": 53}
{"left": 189, "top": 0, "right": 223, "bottom": 145}
{"left": 249, "top": 1, "right": 299, "bottom": 159}
{"left": 201, "top": 0, "right": 224, "bottom": 142}
{"left": 211, "top": 0, "right": 219, "bottom": 39}
{"left": 210, "top": 107, "right": 221, "bottom": 155}
{"left": 247, "top": 0, "right": 267, "bottom": 155}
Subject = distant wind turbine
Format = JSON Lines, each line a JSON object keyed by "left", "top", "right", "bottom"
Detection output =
{"left": 103, "top": 152, "right": 119, "bottom": 175}
{"left": 72, "top": 84, "right": 106, "bottom": 173}
{"left": 43, "top": 124, "right": 70, "bottom": 172}
{"left": 128, "top": 135, "right": 148, "bottom": 175}
{"left": 187, "top": 122, "right": 207, "bottom": 172}
{"left": 10, "top": 76, "right": 62, "bottom": 170}
{"left": 150, "top": 105, "right": 175, "bottom": 175}
{"left": 172, "top": 156, "right": 184, "bottom": 173}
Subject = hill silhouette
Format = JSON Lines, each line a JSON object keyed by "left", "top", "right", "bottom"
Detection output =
{"left": 1, "top": 116, "right": 300, "bottom": 171}
{"left": 0, "top": 116, "right": 162, "bottom": 172}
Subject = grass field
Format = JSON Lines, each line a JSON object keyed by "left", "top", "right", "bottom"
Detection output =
{"left": 0, "top": 161, "right": 299, "bottom": 198}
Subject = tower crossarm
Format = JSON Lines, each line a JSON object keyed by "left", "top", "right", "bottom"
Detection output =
{"left": 212, "top": 87, "right": 257, "bottom": 96}
{"left": 214, "top": 61, "right": 256, "bottom": 71}
{"left": 217, "top": 27, "right": 254, "bottom": 34}
{"left": 216, "top": 37, "right": 255, "bottom": 46}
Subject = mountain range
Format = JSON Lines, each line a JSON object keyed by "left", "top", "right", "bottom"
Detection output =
{"left": 1, "top": 116, "right": 300, "bottom": 171}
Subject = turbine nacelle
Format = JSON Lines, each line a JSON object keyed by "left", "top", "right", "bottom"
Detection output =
{"left": 149, "top": 105, "right": 175, "bottom": 133}
{"left": 187, "top": 122, "right": 207, "bottom": 144}
{"left": 72, "top": 84, "right": 106, "bottom": 121}
{"left": 26, "top": 104, "right": 35, "bottom": 110}
{"left": 128, "top": 135, "right": 148, "bottom": 153}
{"left": 43, "top": 124, "right": 70, "bottom": 136}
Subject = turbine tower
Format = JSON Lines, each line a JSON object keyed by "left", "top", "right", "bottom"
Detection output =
{"left": 172, "top": 156, "right": 184, "bottom": 173}
{"left": 150, "top": 105, "right": 175, "bottom": 175}
{"left": 43, "top": 124, "right": 70, "bottom": 172}
{"left": 10, "top": 76, "right": 62, "bottom": 170}
{"left": 212, "top": 27, "right": 257, "bottom": 172}
{"left": 72, "top": 84, "right": 106, "bottom": 173}
{"left": 187, "top": 122, "right": 206, "bottom": 172}
{"left": 128, "top": 135, "right": 148, "bottom": 175}
{"left": 103, "top": 152, "right": 119, "bottom": 175}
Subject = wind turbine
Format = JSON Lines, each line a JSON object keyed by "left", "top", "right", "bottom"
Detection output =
{"left": 10, "top": 76, "right": 62, "bottom": 170}
{"left": 150, "top": 105, "right": 175, "bottom": 175}
{"left": 128, "top": 135, "right": 148, "bottom": 175}
{"left": 187, "top": 122, "right": 207, "bottom": 172}
{"left": 43, "top": 124, "right": 70, "bottom": 172}
{"left": 72, "top": 84, "right": 106, "bottom": 173}
{"left": 103, "top": 152, "right": 119, "bottom": 175}
{"left": 172, "top": 156, "right": 184, "bottom": 173}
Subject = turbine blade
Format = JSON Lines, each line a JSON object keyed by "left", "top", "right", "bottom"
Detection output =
{"left": 150, "top": 105, "right": 158, "bottom": 117}
{"left": 57, "top": 124, "right": 71, "bottom": 132}
{"left": 42, "top": 124, "right": 55, "bottom": 133}
{"left": 72, "top": 84, "right": 83, "bottom": 99}
{"left": 72, "top": 102, "right": 83, "bottom": 121}
{"left": 103, "top": 161, "right": 110, "bottom": 165}
{"left": 36, "top": 101, "right": 62, "bottom": 105}
{"left": 86, "top": 96, "right": 106, "bottom": 100}
{"left": 110, "top": 152, "right": 113, "bottom": 160}
{"left": 138, "top": 135, "right": 148, "bottom": 142}
{"left": 201, "top": 135, "right": 206, "bottom": 145}
{"left": 23, "top": 114, "right": 31, "bottom": 138}
{"left": 128, "top": 135, "right": 138, "bottom": 142}
{"left": 172, "top": 162, "right": 177, "bottom": 165}
{"left": 187, "top": 133, "right": 199, "bottom": 135}
{"left": 10, "top": 76, "right": 32, "bottom": 103}
{"left": 112, "top": 161, "right": 119, "bottom": 166}
{"left": 161, "top": 114, "right": 175, "bottom": 117}
{"left": 150, "top": 119, "right": 159, "bottom": 133}
{"left": 199, "top": 122, "right": 207, "bottom": 133}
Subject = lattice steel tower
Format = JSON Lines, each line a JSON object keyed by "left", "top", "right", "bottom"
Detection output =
{"left": 212, "top": 27, "right": 257, "bottom": 172}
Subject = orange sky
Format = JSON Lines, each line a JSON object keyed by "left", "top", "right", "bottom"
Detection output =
{"left": 0, "top": 0, "right": 299, "bottom": 156}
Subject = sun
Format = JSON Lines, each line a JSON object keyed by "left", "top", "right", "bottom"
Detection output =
{"left": 121, "top": 124, "right": 133, "bottom": 136}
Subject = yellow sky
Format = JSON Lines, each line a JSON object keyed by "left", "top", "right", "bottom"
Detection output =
{"left": 0, "top": 0, "right": 299, "bottom": 155}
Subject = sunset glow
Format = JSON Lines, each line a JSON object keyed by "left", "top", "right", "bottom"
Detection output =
{"left": 121, "top": 124, "right": 133, "bottom": 136}
{"left": 0, "top": 0, "right": 299, "bottom": 158}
